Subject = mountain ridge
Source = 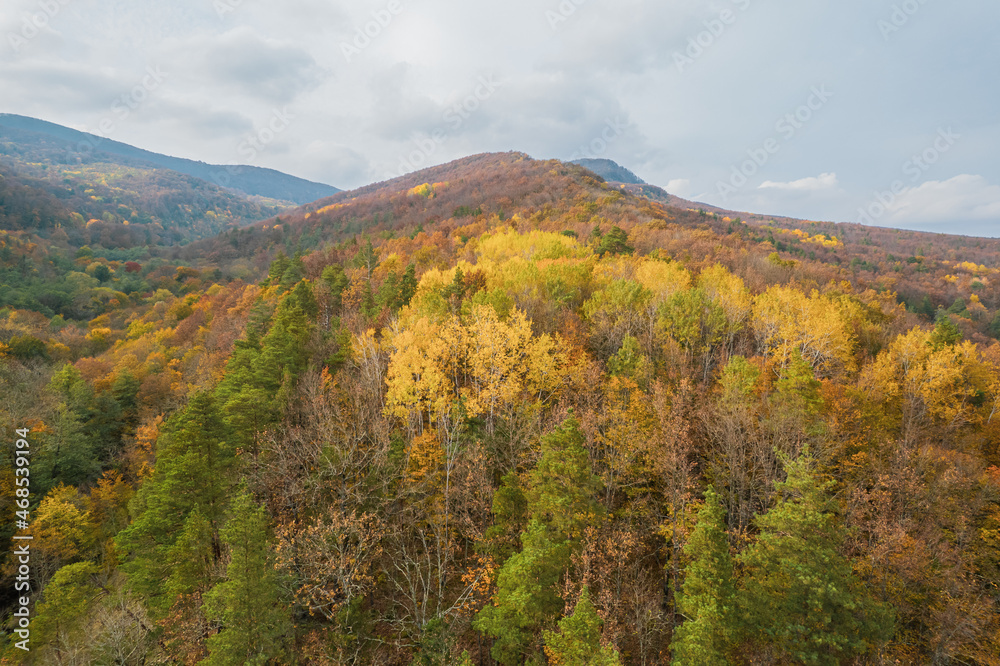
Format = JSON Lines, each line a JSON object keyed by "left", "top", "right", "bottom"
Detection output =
{"left": 0, "top": 113, "right": 340, "bottom": 204}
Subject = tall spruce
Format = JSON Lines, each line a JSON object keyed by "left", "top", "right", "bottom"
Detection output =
{"left": 670, "top": 486, "right": 736, "bottom": 665}
{"left": 543, "top": 587, "right": 623, "bottom": 666}
{"left": 475, "top": 417, "right": 603, "bottom": 665}
{"left": 738, "top": 452, "right": 894, "bottom": 664}
{"left": 116, "top": 392, "right": 234, "bottom": 610}
{"left": 201, "top": 490, "right": 290, "bottom": 666}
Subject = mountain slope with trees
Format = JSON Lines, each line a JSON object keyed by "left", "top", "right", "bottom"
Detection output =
{"left": 1, "top": 152, "right": 999, "bottom": 664}
{"left": 0, "top": 114, "right": 340, "bottom": 204}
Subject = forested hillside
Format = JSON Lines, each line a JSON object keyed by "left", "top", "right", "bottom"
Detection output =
{"left": 1, "top": 152, "right": 999, "bottom": 664}
{"left": 0, "top": 127, "right": 291, "bottom": 241}
{"left": 0, "top": 115, "right": 341, "bottom": 205}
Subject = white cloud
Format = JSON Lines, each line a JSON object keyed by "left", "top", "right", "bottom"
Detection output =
{"left": 885, "top": 174, "right": 1000, "bottom": 225}
{"left": 759, "top": 172, "right": 839, "bottom": 192}
{"left": 666, "top": 178, "right": 692, "bottom": 196}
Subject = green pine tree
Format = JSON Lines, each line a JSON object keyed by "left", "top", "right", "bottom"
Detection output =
{"left": 671, "top": 486, "right": 736, "bottom": 666}
{"left": 400, "top": 264, "right": 418, "bottom": 307}
{"left": 35, "top": 403, "right": 99, "bottom": 494}
{"left": 116, "top": 392, "right": 234, "bottom": 610}
{"left": 737, "top": 452, "right": 894, "bottom": 665}
{"left": 596, "top": 226, "right": 633, "bottom": 256}
{"left": 278, "top": 252, "right": 306, "bottom": 291}
{"left": 475, "top": 417, "right": 603, "bottom": 665}
{"left": 321, "top": 264, "right": 350, "bottom": 311}
{"left": 288, "top": 279, "right": 319, "bottom": 319}
{"left": 480, "top": 472, "right": 528, "bottom": 563}
{"left": 255, "top": 294, "right": 314, "bottom": 395}
{"left": 543, "top": 587, "right": 622, "bottom": 666}
{"left": 267, "top": 251, "right": 291, "bottom": 285}
{"left": 930, "top": 314, "right": 963, "bottom": 348}
{"left": 165, "top": 510, "right": 216, "bottom": 600}
{"left": 28, "top": 561, "right": 101, "bottom": 662}
{"left": 201, "top": 490, "right": 291, "bottom": 666}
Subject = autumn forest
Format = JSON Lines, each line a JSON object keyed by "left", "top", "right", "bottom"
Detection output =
{"left": 3, "top": 150, "right": 1000, "bottom": 665}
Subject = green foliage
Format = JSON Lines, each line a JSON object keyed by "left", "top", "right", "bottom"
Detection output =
{"left": 410, "top": 617, "right": 458, "bottom": 666}
{"left": 92, "top": 264, "right": 112, "bottom": 283}
{"left": 6, "top": 334, "right": 48, "bottom": 360}
{"left": 738, "top": 452, "right": 894, "bottom": 664}
{"left": 267, "top": 251, "right": 291, "bottom": 285}
{"left": 671, "top": 487, "right": 736, "bottom": 666}
{"left": 116, "top": 392, "right": 234, "bottom": 610}
{"left": 772, "top": 350, "right": 824, "bottom": 425}
{"left": 355, "top": 238, "right": 379, "bottom": 277}
{"left": 256, "top": 291, "right": 314, "bottom": 394}
{"left": 607, "top": 335, "right": 648, "bottom": 383}
{"left": 214, "top": 287, "right": 315, "bottom": 456}
{"left": 278, "top": 252, "right": 306, "bottom": 291}
{"left": 718, "top": 356, "right": 760, "bottom": 403}
{"left": 202, "top": 490, "right": 291, "bottom": 665}
{"left": 914, "top": 295, "right": 935, "bottom": 319}
{"left": 989, "top": 310, "right": 1000, "bottom": 339}
{"left": 400, "top": 263, "right": 418, "bottom": 307}
{"left": 596, "top": 226, "right": 633, "bottom": 256}
{"left": 453, "top": 205, "right": 483, "bottom": 218}
{"left": 34, "top": 403, "right": 99, "bottom": 494}
{"left": 30, "top": 561, "right": 101, "bottom": 657}
{"left": 481, "top": 472, "right": 528, "bottom": 562}
{"left": 321, "top": 264, "right": 350, "bottom": 313}
{"left": 526, "top": 417, "right": 604, "bottom": 541}
{"left": 165, "top": 510, "right": 216, "bottom": 600}
{"left": 657, "top": 288, "right": 726, "bottom": 353}
{"left": 34, "top": 363, "right": 136, "bottom": 490}
{"left": 931, "top": 314, "right": 963, "bottom": 348}
{"left": 289, "top": 279, "right": 319, "bottom": 319}
{"left": 475, "top": 417, "right": 603, "bottom": 665}
{"left": 946, "top": 297, "right": 967, "bottom": 315}
{"left": 543, "top": 587, "right": 622, "bottom": 665}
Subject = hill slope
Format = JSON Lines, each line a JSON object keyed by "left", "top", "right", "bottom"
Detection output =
{"left": 187, "top": 152, "right": 1000, "bottom": 343}
{"left": 3, "top": 151, "right": 1000, "bottom": 665}
{"left": 0, "top": 114, "right": 340, "bottom": 204}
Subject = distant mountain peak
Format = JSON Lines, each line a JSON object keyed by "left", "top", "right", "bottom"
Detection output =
{"left": 571, "top": 158, "right": 646, "bottom": 185}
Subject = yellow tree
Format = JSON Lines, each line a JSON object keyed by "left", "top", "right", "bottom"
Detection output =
{"left": 385, "top": 316, "right": 463, "bottom": 433}
{"left": 32, "top": 484, "right": 97, "bottom": 585}
{"left": 595, "top": 376, "right": 657, "bottom": 508}
{"left": 697, "top": 264, "right": 752, "bottom": 355}
{"left": 465, "top": 306, "right": 535, "bottom": 428}
{"left": 752, "top": 286, "right": 854, "bottom": 377}
{"left": 862, "top": 326, "right": 985, "bottom": 444}
{"left": 386, "top": 305, "right": 570, "bottom": 435}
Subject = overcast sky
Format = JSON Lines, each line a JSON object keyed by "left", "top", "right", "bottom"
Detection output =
{"left": 2, "top": 0, "right": 999, "bottom": 235}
